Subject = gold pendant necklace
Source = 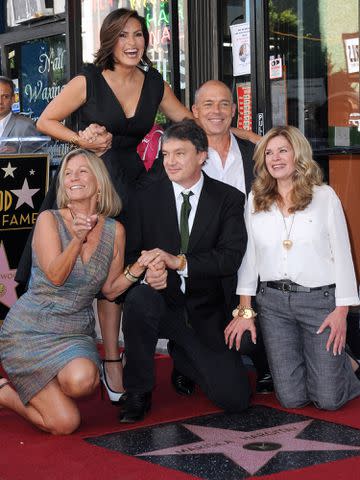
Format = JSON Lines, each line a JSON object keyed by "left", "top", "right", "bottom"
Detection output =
{"left": 281, "top": 211, "right": 295, "bottom": 250}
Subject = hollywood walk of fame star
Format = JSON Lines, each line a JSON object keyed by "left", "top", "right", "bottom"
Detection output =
{"left": 0, "top": 242, "right": 18, "bottom": 309}
{"left": 1, "top": 161, "right": 17, "bottom": 178}
{"left": 10, "top": 178, "right": 40, "bottom": 209}
{"left": 138, "top": 420, "right": 360, "bottom": 475}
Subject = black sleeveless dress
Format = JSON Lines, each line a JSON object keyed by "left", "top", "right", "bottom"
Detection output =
{"left": 15, "top": 64, "right": 164, "bottom": 284}
{"left": 79, "top": 64, "right": 164, "bottom": 207}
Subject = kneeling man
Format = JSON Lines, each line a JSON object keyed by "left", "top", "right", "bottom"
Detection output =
{"left": 120, "top": 119, "right": 254, "bottom": 423}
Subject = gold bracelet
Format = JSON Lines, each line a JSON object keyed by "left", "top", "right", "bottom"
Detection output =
{"left": 177, "top": 254, "right": 187, "bottom": 271}
{"left": 69, "top": 134, "right": 80, "bottom": 147}
{"left": 124, "top": 264, "right": 140, "bottom": 283}
{"left": 232, "top": 305, "right": 257, "bottom": 319}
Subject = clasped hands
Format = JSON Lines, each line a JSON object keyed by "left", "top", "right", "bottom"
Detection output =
{"left": 136, "top": 248, "right": 182, "bottom": 290}
{"left": 78, "top": 123, "right": 112, "bottom": 155}
{"left": 68, "top": 203, "right": 98, "bottom": 243}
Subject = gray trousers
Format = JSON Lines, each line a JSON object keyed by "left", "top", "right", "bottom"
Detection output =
{"left": 256, "top": 284, "right": 360, "bottom": 410}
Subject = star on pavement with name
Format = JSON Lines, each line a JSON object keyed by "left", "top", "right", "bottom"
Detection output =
{"left": 1, "top": 161, "right": 17, "bottom": 178}
{"left": 0, "top": 242, "right": 18, "bottom": 309}
{"left": 139, "top": 420, "right": 360, "bottom": 475}
{"left": 10, "top": 178, "right": 40, "bottom": 209}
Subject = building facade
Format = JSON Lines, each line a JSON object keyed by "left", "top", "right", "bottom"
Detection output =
{"left": 0, "top": 0, "right": 359, "bottom": 277}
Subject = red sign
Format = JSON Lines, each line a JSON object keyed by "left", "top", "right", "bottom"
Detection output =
{"left": 237, "top": 83, "right": 252, "bottom": 131}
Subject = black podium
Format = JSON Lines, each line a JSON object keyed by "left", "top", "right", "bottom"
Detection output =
{"left": 0, "top": 140, "right": 50, "bottom": 321}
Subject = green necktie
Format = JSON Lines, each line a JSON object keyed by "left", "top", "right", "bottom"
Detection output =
{"left": 180, "top": 191, "right": 194, "bottom": 253}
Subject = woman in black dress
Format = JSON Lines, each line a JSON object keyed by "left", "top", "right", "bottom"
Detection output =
{"left": 33, "top": 8, "right": 257, "bottom": 403}
{"left": 34, "top": 9, "right": 191, "bottom": 403}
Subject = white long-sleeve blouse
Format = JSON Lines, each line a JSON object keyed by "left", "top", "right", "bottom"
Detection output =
{"left": 236, "top": 184, "right": 360, "bottom": 306}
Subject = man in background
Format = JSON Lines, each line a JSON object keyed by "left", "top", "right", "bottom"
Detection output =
{"left": 0, "top": 76, "right": 42, "bottom": 153}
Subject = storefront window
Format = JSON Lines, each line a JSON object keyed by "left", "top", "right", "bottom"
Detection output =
{"left": 81, "top": 0, "right": 186, "bottom": 119}
{"left": 220, "top": 0, "right": 252, "bottom": 131}
{"left": 5, "top": 34, "right": 69, "bottom": 165}
{"left": 6, "top": 34, "right": 67, "bottom": 121}
{"left": 6, "top": 0, "right": 63, "bottom": 27}
{"left": 269, "top": 0, "right": 359, "bottom": 149}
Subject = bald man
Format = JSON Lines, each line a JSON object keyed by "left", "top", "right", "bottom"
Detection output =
{"left": 192, "top": 80, "right": 272, "bottom": 394}
{"left": 192, "top": 80, "right": 259, "bottom": 195}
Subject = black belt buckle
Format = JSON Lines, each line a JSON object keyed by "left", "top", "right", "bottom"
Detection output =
{"left": 281, "top": 282, "right": 292, "bottom": 292}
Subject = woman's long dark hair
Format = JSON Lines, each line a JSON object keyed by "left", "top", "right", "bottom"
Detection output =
{"left": 94, "top": 8, "right": 151, "bottom": 71}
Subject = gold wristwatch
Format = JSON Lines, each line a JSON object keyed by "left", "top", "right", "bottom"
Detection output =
{"left": 232, "top": 306, "right": 257, "bottom": 319}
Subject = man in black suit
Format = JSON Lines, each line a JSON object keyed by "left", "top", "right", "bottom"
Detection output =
{"left": 120, "top": 119, "right": 253, "bottom": 423}
{"left": 192, "top": 80, "right": 272, "bottom": 394}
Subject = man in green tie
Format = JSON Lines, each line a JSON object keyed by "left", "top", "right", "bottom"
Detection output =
{"left": 120, "top": 119, "right": 253, "bottom": 423}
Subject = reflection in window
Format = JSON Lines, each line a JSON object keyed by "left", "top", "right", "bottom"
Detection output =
{"left": 269, "top": 0, "right": 359, "bottom": 148}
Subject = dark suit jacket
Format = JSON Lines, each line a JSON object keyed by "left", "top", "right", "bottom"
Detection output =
{"left": 126, "top": 173, "right": 247, "bottom": 350}
{"left": 146, "top": 133, "right": 255, "bottom": 194}
{"left": 234, "top": 136, "right": 255, "bottom": 195}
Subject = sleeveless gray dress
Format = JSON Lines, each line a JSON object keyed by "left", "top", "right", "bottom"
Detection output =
{"left": 0, "top": 210, "right": 116, "bottom": 404}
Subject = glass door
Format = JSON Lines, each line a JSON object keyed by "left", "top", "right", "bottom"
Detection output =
{"left": 267, "top": 0, "right": 360, "bottom": 151}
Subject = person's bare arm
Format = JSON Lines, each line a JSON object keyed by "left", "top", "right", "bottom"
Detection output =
{"left": 101, "top": 223, "right": 160, "bottom": 300}
{"left": 36, "top": 76, "right": 111, "bottom": 153}
{"left": 159, "top": 82, "right": 193, "bottom": 122}
{"left": 33, "top": 210, "right": 92, "bottom": 286}
{"left": 231, "top": 127, "right": 261, "bottom": 144}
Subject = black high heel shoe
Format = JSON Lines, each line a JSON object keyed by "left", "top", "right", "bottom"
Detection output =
{"left": 100, "top": 358, "right": 125, "bottom": 404}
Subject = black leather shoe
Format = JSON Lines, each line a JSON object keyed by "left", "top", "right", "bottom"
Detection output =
{"left": 256, "top": 372, "right": 274, "bottom": 394}
{"left": 119, "top": 392, "right": 152, "bottom": 423}
{"left": 171, "top": 368, "right": 195, "bottom": 396}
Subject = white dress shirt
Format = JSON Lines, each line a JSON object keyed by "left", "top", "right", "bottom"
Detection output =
{"left": 172, "top": 173, "right": 204, "bottom": 291}
{"left": 202, "top": 133, "right": 246, "bottom": 194}
{"left": 0, "top": 112, "right": 12, "bottom": 137}
{"left": 237, "top": 185, "right": 360, "bottom": 306}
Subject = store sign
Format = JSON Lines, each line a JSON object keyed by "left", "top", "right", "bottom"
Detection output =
{"left": 0, "top": 154, "right": 48, "bottom": 320}
{"left": 230, "top": 23, "right": 251, "bottom": 77}
{"left": 237, "top": 83, "right": 252, "bottom": 131}
{"left": 344, "top": 37, "right": 359, "bottom": 74}
{"left": 20, "top": 35, "right": 67, "bottom": 120}
{"left": 269, "top": 56, "right": 283, "bottom": 80}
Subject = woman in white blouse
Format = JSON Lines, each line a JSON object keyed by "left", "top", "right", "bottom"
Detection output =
{"left": 225, "top": 125, "right": 360, "bottom": 410}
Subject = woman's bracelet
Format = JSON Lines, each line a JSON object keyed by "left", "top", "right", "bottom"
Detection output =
{"left": 69, "top": 134, "right": 80, "bottom": 147}
{"left": 124, "top": 264, "right": 141, "bottom": 283}
{"left": 232, "top": 305, "right": 257, "bottom": 319}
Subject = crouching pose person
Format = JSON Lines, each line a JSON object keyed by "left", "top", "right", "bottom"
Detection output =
{"left": 0, "top": 149, "right": 157, "bottom": 434}
{"left": 119, "top": 119, "right": 255, "bottom": 423}
{"left": 226, "top": 126, "right": 360, "bottom": 410}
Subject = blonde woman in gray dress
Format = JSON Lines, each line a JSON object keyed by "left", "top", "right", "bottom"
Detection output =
{"left": 0, "top": 149, "right": 156, "bottom": 434}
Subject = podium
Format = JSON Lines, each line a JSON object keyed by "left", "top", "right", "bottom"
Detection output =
{"left": 0, "top": 136, "right": 61, "bottom": 322}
